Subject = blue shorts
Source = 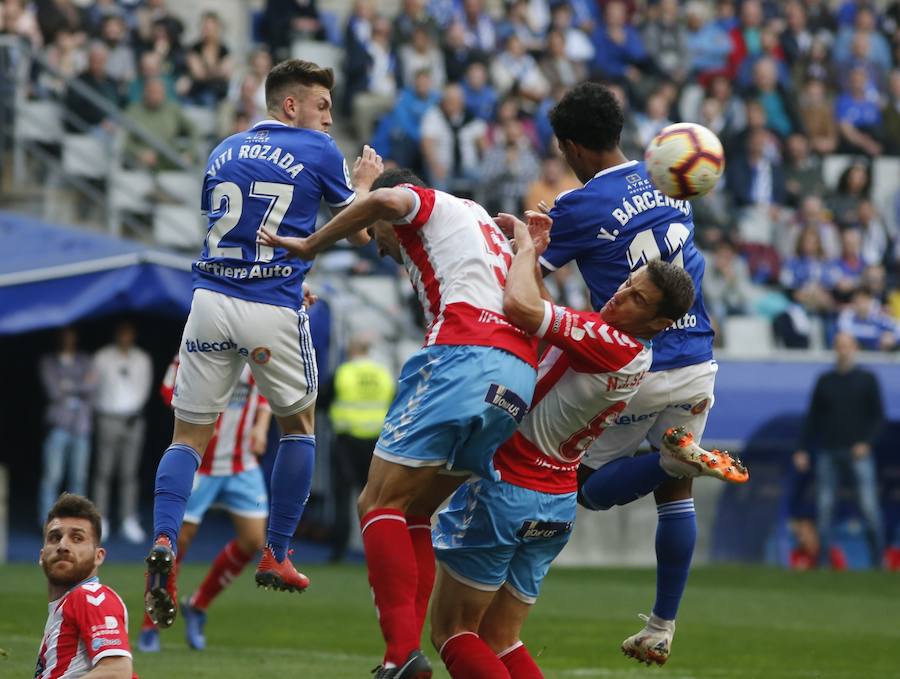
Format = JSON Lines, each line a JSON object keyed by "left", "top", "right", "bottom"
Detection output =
{"left": 433, "top": 478, "right": 576, "bottom": 603}
{"left": 183, "top": 467, "right": 268, "bottom": 524}
{"left": 375, "top": 345, "right": 535, "bottom": 480}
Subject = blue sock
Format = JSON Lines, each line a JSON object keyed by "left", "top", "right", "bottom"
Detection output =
{"left": 153, "top": 444, "right": 201, "bottom": 550}
{"left": 653, "top": 499, "right": 697, "bottom": 621}
{"left": 266, "top": 434, "right": 316, "bottom": 561}
{"left": 579, "top": 454, "right": 671, "bottom": 510}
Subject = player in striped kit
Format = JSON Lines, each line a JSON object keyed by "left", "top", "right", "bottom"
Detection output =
{"left": 258, "top": 168, "right": 539, "bottom": 679}
{"left": 428, "top": 214, "right": 705, "bottom": 679}
{"left": 37, "top": 494, "right": 136, "bottom": 679}
{"left": 139, "top": 359, "right": 271, "bottom": 653}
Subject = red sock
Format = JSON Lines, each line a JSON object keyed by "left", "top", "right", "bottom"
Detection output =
{"left": 191, "top": 539, "right": 253, "bottom": 610}
{"left": 440, "top": 632, "right": 511, "bottom": 679}
{"left": 406, "top": 514, "right": 435, "bottom": 638}
{"left": 498, "top": 642, "right": 543, "bottom": 678}
{"left": 361, "top": 509, "right": 419, "bottom": 665}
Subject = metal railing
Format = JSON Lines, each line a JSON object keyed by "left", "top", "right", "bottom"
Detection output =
{"left": 0, "top": 35, "right": 202, "bottom": 240}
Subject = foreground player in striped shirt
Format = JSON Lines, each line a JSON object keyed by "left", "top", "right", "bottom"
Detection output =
{"left": 258, "top": 168, "right": 539, "bottom": 679}
{"left": 139, "top": 360, "right": 271, "bottom": 653}
{"left": 428, "top": 214, "right": 699, "bottom": 679}
{"left": 36, "top": 493, "right": 136, "bottom": 679}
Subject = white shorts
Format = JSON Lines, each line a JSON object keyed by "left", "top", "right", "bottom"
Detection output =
{"left": 173, "top": 288, "right": 318, "bottom": 423}
{"left": 580, "top": 360, "right": 717, "bottom": 471}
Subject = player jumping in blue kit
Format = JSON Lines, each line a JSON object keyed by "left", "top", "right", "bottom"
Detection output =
{"left": 144, "top": 59, "right": 384, "bottom": 629}
{"left": 542, "top": 82, "right": 747, "bottom": 665}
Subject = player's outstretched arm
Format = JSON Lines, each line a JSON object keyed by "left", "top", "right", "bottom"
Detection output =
{"left": 256, "top": 187, "right": 415, "bottom": 260}
{"left": 502, "top": 214, "right": 552, "bottom": 335}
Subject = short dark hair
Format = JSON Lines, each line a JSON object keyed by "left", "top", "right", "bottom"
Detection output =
{"left": 646, "top": 259, "right": 695, "bottom": 321}
{"left": 371, "top": 168, "right": 427, "bottom": 190}
{"left": 45, "top": 493, "right": 102, "bottom": 544}
{"left": 265, "top": 59, "right": 335, "bottom": 112}
{"left": 549, "top": 82, "right": 623, "bottom": 152}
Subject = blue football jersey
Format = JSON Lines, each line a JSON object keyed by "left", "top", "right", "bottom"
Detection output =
{"left": 542, "top": 160, "right": 714, "bottom": 372}
{"left": 194, "top": 120, "right": 355, "bottom": 309}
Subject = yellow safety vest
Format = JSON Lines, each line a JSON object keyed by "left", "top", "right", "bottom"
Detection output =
{"left": 329, "top": 358, "right": 395, "bottom": 439}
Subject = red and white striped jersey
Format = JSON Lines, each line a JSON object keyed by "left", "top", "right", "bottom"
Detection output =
{"left": 161, "top": 360, "right": 269, "bottom": 476}
{"left": 393, "top": 185, "right": 538, "bottom": 367}
{"left": 493, "top": 301, "right": 651, "bottom": 494}
{"left": 35, "top": 577, "right": 137, "bottom": 679}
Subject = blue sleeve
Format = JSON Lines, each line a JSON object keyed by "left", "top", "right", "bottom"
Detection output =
{"left": 318, "top": 137, "right": 356, "bottom": 208}
{"left": 541, "top": 193, "right": 591, "bottom": 272}
{"left": 834, "top": 96, "right": 851, "bottom": 123}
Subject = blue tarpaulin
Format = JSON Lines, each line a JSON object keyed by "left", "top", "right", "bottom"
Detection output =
{"left": 0, "top": 210, "right": 194, "bottom": 334}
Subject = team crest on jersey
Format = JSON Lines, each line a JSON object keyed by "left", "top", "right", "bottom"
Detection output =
{"left": 691, "top": 398, "right": 709, "bottom": 415}
{"left": 251, "top": 347, "right": 271, "bottom": 365}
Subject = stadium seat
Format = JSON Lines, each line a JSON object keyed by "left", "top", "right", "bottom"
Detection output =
{"left": 822, "top": 154, "right": 855, "bottom": 190}
{"left": 871, "top": 157, "right": 900, "bottom": 228}
{"left": 722, "top": 316, "right": 775, "bottom": 355}
{"left": 108, "top": 170, "right": 155, "bottom": 214}
{"left": 153, "top": 204, "right": 204, "bottom": 249}
{"left": 346, "top": 275, "right": 401, "bottom": 313}
{"left": 156, "top": 170, "right": 202, "bottom": 206}
{"left": 14, "top": 100, "right": 64, "bottom": 143}
{"left": 183, "top": 105, "right": 220, "bottom": 140}
{"left": 61, "top": 134, "right": 111, "bottom": 180}
{"left": 291, "top": 41, "right": 344, "bottom": 86}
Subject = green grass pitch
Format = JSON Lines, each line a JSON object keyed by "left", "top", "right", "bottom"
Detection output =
{"left": 2, "top": 563, "right": 897, "bottom": 678}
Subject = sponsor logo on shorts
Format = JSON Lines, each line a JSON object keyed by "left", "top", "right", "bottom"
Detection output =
{"left": 251, "top": 347, "right": 271, "bottom": 365}
{"left": 485, "top": 384, "right": 528, "bottom": 424}
{"left": 91, "top": 637, "right": 122, "bottom": 651}
{"left": 185, "top": 338, "right": 238, "bottom": 353}
{"left": 516, "top": 520, "right": 573, "bottom": 540}
{"left": 691, "top": 398, "right": 709, "bottom": 415}
{"left": 614, "top": 411, "right": 659, "bottom": 425}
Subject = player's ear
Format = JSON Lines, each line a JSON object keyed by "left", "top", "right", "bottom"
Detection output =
{"left": 648, "top": 316, "right": 675, "bottom": 334}
{"left": 94, "top": 546, "right": 106, "bottom": 568}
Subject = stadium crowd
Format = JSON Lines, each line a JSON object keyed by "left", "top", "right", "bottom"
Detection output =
{"left": 4, "top": 0, "right": 900, "bottom": 352}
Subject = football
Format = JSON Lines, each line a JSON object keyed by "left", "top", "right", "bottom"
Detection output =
{"left": 644, "top": 122, "right": 725, "bottom": 200}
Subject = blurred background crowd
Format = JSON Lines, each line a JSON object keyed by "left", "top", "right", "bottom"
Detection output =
{"left": 1, "top": 0, "right": 899, "bottom": 570}
{"left": 4, "top": 0, "right": 900, "bottom": 352}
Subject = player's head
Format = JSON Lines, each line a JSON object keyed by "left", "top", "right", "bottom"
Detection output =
{"left": 40, "top": 493, "right": 106, "bottom": 589}
{"left": 265, "top": 59, "right": 335, "bottom": 132}
{"left": 833, "top": 331, "right": 858, "bottom": 369}
{"left": 549, "top": 82, "right": 624, "bottom": 182}
{"left": 600, "top": 260, "right": 695, "bottom": 338}
{"left": 365, "top": 168, "right": 427, "bottom": 263}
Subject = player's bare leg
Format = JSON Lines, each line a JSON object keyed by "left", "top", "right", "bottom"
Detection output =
{"left": 479, "top": 588, "right": 543, "bottom": 678}
{"left": 430, "top": 565, "right": 511, "bottom": 678}
{"left": 256, "top": 405, "right": 315, "bottom": 593}
{"left": 360, "top": 457, "right": 442, "bottom": 679}
{"left": 146, "top": 418, "right": 215, "bottom": 629}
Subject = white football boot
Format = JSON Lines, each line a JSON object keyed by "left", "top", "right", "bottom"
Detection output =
{"left": 621, "top": 613, "right": 675, "bottom": 666}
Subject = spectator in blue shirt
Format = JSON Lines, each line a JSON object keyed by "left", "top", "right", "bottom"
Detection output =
{"left": 589, "top": 0, "right": 648, "bottom": 85}
{"left": 685, "top": 1, "right": 733, "bottom": 81}
{"left": 371, "top": 69, "right": 439, "bottom": 171}
{"left": 457, "top": 0, "right": 496, "bottom": 53}
{"left": 461, "top": 61, "right": 496, "bottom": 121}
{"left": 837, "top": 287, "right": 899, "bottom": 351}
{"left": 836, "top": 66, "right": 883, "bottom": 155}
